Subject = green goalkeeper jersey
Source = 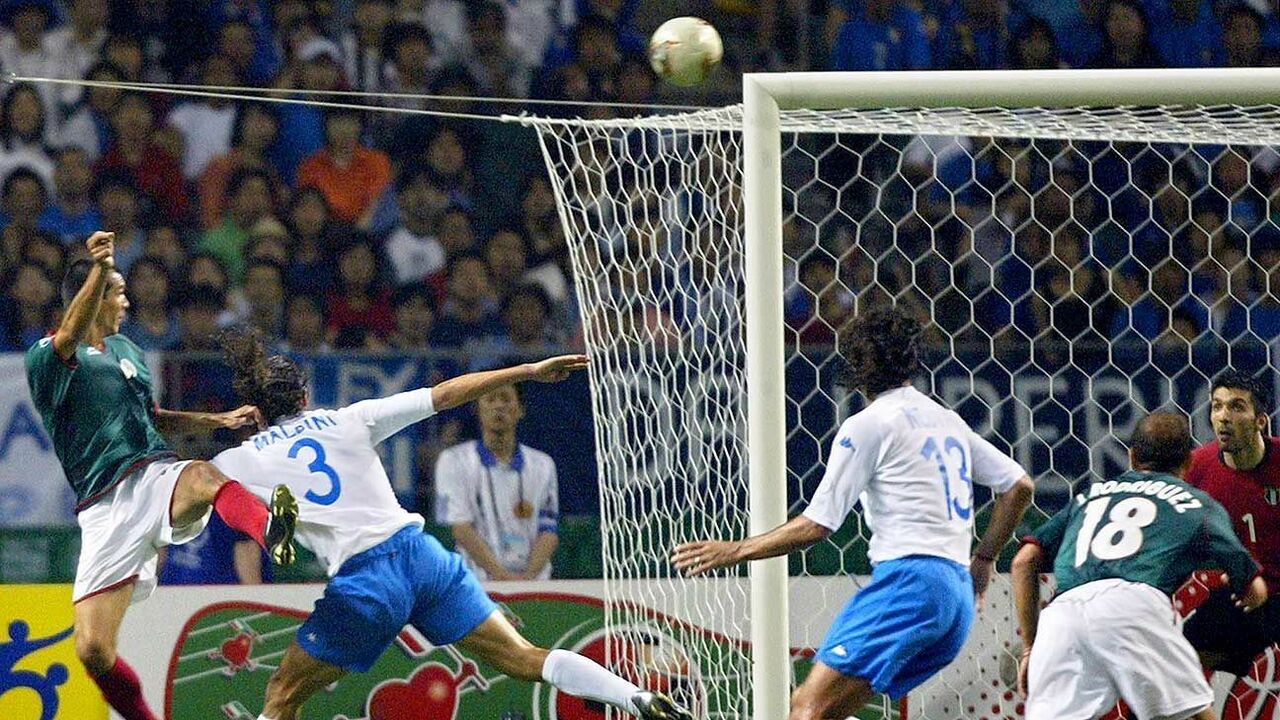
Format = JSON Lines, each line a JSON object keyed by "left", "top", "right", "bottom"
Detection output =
{"left": 25, "top": 334, "right": 173, "bottom": 511}
{"left": 1032, "top": 470, "right": 1259, "bottom": 597}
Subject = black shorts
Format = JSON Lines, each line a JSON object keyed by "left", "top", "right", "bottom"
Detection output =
{"left": 1183, "top": 587, "right": 1280, "bottom": 676}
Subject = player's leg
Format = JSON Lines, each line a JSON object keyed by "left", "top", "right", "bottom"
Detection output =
{"left": 257, "top": 641, "right": 346, "bottom": 720}
{"left": 787, "top": 662, "right": 875, "bottom": 720}
{"left": 169, "top": 460, "right": 298, "bottom": 564}
{"left": 74, "top": 582, "right": 158, "bottom": 720}
{"left": 452, "top": 610, "right": 690, "bottom": 719}
{"left": 1024, "top": 599, "right": 1115, "bottom": 720}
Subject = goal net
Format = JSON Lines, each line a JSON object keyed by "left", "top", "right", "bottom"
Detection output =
{"left": 525, "top": 80, "right": 1280, "bottom": 720}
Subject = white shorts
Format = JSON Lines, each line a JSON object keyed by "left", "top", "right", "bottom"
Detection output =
{"left": 1026, "top": 578, "right": 1213, "bottom": 720}
{"left": 73, "top": 458, "right": 210, "bottom": 604}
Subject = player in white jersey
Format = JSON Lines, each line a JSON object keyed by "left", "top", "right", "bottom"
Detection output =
{"left": 674, "top": 307, "right": 1036, "bottom": 720}
{"left": 210, "top": 329, "right": 693, "bottom": 720}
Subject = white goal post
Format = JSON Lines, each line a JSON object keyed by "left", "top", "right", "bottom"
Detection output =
{"left": 742, "top": 68, "right": 1280, "bottom": 720}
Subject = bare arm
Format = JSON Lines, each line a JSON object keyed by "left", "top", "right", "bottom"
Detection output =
{"left": 971, "top": 475, "right": 1036, "bottom": 602}
{"left": 431, "top": 355, "right": 588, "bottom": 412}
{"left": 53, "top": 231, "right": 115, "bottom": 360}
{"left": 452, "top": 523, "right": 517, "bottom": 580}
{"left": 233, "top": 539, "right": 264, "bottom": 584}
{"left": 521, "top": 531, "right": 560, "bottom": 579}
{"left": 1011, "top": 542, "right": 1044, "bottom": 696}
{"left": 672, "top": 515, "right": 831, "bottom": 576}
{"left": 153, "top": 405, "right": 264, "bottom": 437}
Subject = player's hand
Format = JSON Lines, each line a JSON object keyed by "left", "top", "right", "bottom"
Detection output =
{"left": 86, "top": 231, "right": 115, "bottom": 269}
{"left": 970, "top": 556, "right": 994, "bottom": 610}
{"left": 526, "top": 354, "right": 589, "bottom": 383}
{"left": 1017, "top": 646, "right": 1032, "bottom": 697}
{"left": 672, "top": 539, "right": 742, "bottom": 576}
{"left": 215, "top": 405, "right": 267, "bottom": 431}
{"left": 1236, "top": 575, "right": 1269, "bottom": 612}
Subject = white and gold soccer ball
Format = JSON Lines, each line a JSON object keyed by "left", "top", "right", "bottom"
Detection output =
{"left": 648, "top": 17, "right": 723, "bottom": 87}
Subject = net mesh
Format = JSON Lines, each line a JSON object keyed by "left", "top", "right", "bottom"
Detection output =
{"left": 528, "top": 102, "right": 1280, "bottom": 720}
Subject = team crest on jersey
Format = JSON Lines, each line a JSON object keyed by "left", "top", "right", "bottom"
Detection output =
{"left": 119, "top": 358, "right": 137, "bottom": 379}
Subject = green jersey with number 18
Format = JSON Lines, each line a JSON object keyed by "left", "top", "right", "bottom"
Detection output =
{"left": 1031, "top": 470, "right": 1259, "bottom": 597}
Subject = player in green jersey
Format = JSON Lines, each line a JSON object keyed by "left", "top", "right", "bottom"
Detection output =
{"left": 1013, "top": 411, "right": 1268, "bottom": 720}
{"left": 24, "top": 231, "right": 299, "bottom": 720}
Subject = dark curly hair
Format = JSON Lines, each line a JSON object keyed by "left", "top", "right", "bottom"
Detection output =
{"left": 837, "top": 306, "right": 923, "bottom": 396}
{"left": 1211, "top": 369, "right": 1272, "bottom": 417}
{"left": 220, "top": 326, "right": 307, "bottom": 424}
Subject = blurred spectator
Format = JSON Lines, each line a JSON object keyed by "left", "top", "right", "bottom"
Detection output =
{"left": 934, "top": 0, "right": 1008, "bottom": 70}
{"left": 158, "top": 514, "right": 267, "bottom": 585}
{"left": 385, "top": 284, "right": 436, "bottom": 349}
{"left": 95, "top": 172, "right": 145, "bottom": 272}
{"left": 45, "top": 0, "right": 109, "bottom": 114}
{"left": 383, "top": 22, "right": 436, "bottom": 105}
{"left": 0, "top": 1, "right": 58, "bottom": 117}
{"left": 463, "top": 1, "right": 534, "bottom": 97}
{"left": 340, "top": 0, "right": 395, "bottom": 92}
{"left": 385, "top": 165, "right": 449, "bottom": 286}
{"left": 20, "top": 230, "right": 61, "bottom": 276}
{"left": 1087, "top": 0, "right": 1160, "bottom": 69}
{"left": 279, "top": 292, "right": 331, "bottom": 354}
{"left": 827, "top": 0, "right": 930, "bottom": 71}
{"left": 101, "top": 32, "right": 147, "bottom": 82}
{"left": 1224, "top": 4, "right": 1276, "bottom": 67}
{"left": 58, "top": 61, "right": 126, "bottom": 161}
{"left": 143, "top": 225, "right": 186, "bottom": 277}
{"left": 0, "top": 83, "right": 54, "bottom": 190}
{"left": 228, "top": 258, "right": 286, "bottom": 338}
{"left": 485, "top": 227, "right": 530, "bottom": 301}
{"left": 272, "top": 37, "right": 344, "bottom": 185}
{"left": 1014, "top": 0, "right": 1104, "bottom": 68}
{"left": 615, "top": 55, "right": 656, "bottom": 105}
{"left": 100, "top": 92, "right": 191, "bottom": 221}
{"left": 432, "top": 253, "right": 503, "bottom": 348}
{"left": 434, "top": 384, "right": 560, "bottom": 580}
{"left": 327, "top": 238, "right": 394, "bottom": 347}
{"left": 416, "top": 0, "right": 467, "bottom": 66}
{"left": 199, "top": 168, "right": 278, "bottom": 284}
{"left": 500, "top": 283, "right": 557, "bottom": 352}
{"left": 298, "top": 109, "right": 392, "bottom": 227}
{"left": 120, "top": 256, "right": 181, "bottom": 350}
{"left": 212, "top": 14, "right": 278, "bottom": 86}
{"left": 1148, "top": 0, "right": 1224, "bottom": 67}
{"left": 437, "top": 206, "right": 478, "bottom": 265}
{"left": 174, "top": 281, "right": 227, "bottom": 351}
{"left": 166, "top": 56, "right": 241, "bottom": 180}
{"left": 0, "top": 166, "right": 47, "bottom": 238}
{"left": 423, "top": 125, "right": 475, "bottom": 213}
{"left": 186, "top": 250, "right": 231, "bottom": 295}
{"left": 37, "top": 146, "right": 102, "bottom": 243}
{"left": 1010, "top": 16, "right": 1062, "bottom": 69}
{"left": 2, "top": 261, "right": 58, "bottom": 351}
{"left": 199, "top": 103, "right": 282, "bottom": 230}
{"left": 284, "top": 187, "right": 337, "bottom": 296}
{"left": 519, "top": 175, "right": 569, "bottom": 303}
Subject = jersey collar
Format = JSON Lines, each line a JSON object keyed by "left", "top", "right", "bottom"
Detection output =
{"left": 477, "top": 439, "right": 525, "bottom": 471}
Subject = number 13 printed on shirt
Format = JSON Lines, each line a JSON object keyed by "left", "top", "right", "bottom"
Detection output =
{"left": 921, "top": 436, "right": 974, "bottom": 520}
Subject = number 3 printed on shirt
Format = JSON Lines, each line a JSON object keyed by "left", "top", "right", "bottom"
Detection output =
{"left": 288, "top": 438, "right": 342, "bottom": 505}
{"left": 921, "top": 436, "right": 974, "bottom": 520}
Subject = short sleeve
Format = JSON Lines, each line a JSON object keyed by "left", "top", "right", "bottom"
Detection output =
{"left": 433, "top": 447, "right": 474, "bottom": 525}
{"left": 967, "top": 430, "right": 1026, "bottom": 493}
{"left": 802, "top": 415, "right": 883, "bottom": 532}
{"left": 24, "top": 337, "right": 75, "bottom": 410}
{"left": 1027, "top": 502, "right": 1073, "bottom": 560}
{"left": 537, "top": 456, "right": 559, "bottom": 535}
{"left": 338, "top": 388, "right": 436, "bottom": 446}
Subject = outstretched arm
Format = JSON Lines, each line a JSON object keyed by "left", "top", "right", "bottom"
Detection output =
{"left": 154, "top": 405, "right": 264, "bottom": 437}
{"left": 431, "top": 355, "right": 589, "bottom": 412}
{"left": 672, "top": 515, "right": 830, "bottom": 576}
{"left": 53, "top": 231, "right": 115, "bottom": 360}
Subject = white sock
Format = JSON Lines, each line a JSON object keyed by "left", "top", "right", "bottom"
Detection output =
{"left": 257, "top": 715, "right": 276, "bottom": 720}
{"left": 541, "top": 648, "right": 641, "bottom": 713}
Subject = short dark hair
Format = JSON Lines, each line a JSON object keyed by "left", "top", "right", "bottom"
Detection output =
{"left": 502, "top": 283, "right": 551, "bottom": 317}
{"left": 837, "top": 305, "right": 923, "bottom": 395}
{"left": 61, "top": 258, "right": 95, "bottom": 306}
{"left": 2, "top": 166, "right": 45, "bottom": 198}
{"left": 391, "top": 284, "right": 437, "bottom": 313}
{"left": 174, "top": 281, "right": 226, "bottom": 311}
{"left": 1129, "top": 411, "right": 1194, "bottom": 474}
{"left": 1211, "top": 369, "right": 1272, "bottom": 416}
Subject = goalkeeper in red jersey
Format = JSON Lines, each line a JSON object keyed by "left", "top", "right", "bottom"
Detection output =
{"left": 1182, "top": 370, "right": 1280, "bottom": 675}
{"left": 24, "top": 231, "right": 299, "bottom": 720}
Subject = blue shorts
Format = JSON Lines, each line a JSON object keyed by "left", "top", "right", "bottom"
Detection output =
{"left": 298, "top": 525, "right": 498, "bottom": 672}
{"left": 816, "top": 555, "right": 974, "bottom": 699}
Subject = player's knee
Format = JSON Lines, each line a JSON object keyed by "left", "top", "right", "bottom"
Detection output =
{"left": 264, "top": 670, "right": 303, "bottom": 709}
{"left": 75, "top": 633, "right": 116, "bottom": 675}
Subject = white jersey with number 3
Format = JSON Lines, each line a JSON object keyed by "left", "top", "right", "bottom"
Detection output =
{"left": 802, "top": 385, "right": 1027, "bottom": 566}
{"left": 212, "top": 388, "right": 437, "bottom": 575}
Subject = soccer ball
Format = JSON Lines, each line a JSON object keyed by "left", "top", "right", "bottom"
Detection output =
{"left": 648, "top": 17, "right": 723, "bottom": 87}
